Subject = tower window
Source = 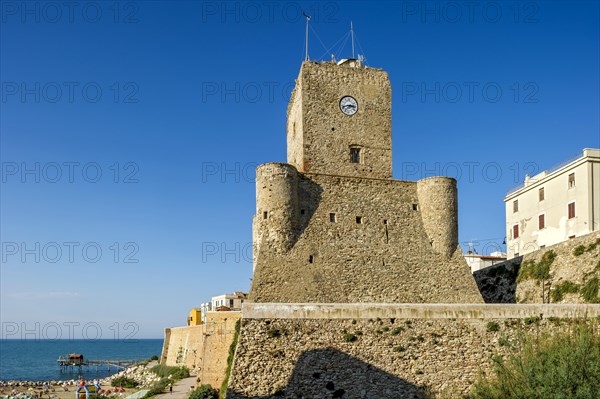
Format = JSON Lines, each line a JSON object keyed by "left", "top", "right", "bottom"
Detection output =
{"left": 309, "top": 255, "right": 314, "bottom": 264}
{"left": 263, "top": 211, "right": 268, "bottom": 220}
{"left": 568, "top": 173, "right": 575, "bottom": 188}
{"left": 412, "top": 204, "right": 418, "bottom": 211}
{"left": 568, "top": 202, "right": 575, "bottom": 219}
{"left": 383, "top": 219, "right": 387, "bottom": 225}
{"left": 350, "top": 147, "right": 361, "bottom": 163}
{"left": 356, "top": 216, "right": 363, "bottom": 224}
{"left": 300, "top": 209, "right": 306, "bottom": 215}
{"left": 329, "top": 213, "right": 336, "bottom": 223}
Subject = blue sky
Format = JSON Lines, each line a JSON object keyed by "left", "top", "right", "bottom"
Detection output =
{"left": 1, "top": 1, "right": 599, "bottom": 338}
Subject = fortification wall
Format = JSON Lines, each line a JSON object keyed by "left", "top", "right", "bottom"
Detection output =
{"left": 161, "top": 312, "right": 241, "bottom": 389}
{"left": 226, "top": 303, "right": 600, "bottom": 399}
{"left": 251, "top": 171, "right": 481, "bottom": 303}
{"left": 474, "top": 232, "right": 600, "bottom": 303}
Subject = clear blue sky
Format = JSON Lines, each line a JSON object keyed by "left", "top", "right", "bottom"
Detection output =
{"left": 1, "top": 1, "right": 599, "bottom": 338}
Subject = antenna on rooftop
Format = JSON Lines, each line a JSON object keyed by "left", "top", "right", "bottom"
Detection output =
{"left": 303, "top": 11, "right": 311, "bottom": 61}
{"left": 350, "top": 21, "right": 355, "bottom": 59}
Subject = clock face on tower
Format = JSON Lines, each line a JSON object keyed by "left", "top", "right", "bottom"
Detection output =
{"left": 339, "top": 96, "right": 358, "bottom": 116}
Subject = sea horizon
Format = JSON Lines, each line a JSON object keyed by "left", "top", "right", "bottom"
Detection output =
{"left": 0, "top": 339, "right": 164, "bottom": 382}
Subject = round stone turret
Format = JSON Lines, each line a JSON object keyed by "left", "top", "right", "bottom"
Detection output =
{"left": 255, "top": 163, "right": 299, "bottom": 254}
{"left": 416, "top": 176, "right": 459, "bottom": 259}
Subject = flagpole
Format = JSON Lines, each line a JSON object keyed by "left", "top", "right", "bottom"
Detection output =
{"left": 304, "top": 12, "right": 311, "bottom": 61}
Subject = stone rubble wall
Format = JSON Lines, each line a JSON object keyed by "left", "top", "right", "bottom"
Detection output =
{"left": 226, "top": 303, "right": 600, "bottom": 399}
{"left": 252, "top": 170, "right": 482, "bottom": 303}
{"left": 160, "top": 312, "right": 241, "bottom": 389}
{"left": 474, "top": 232, "right": 600, "bottom": 303}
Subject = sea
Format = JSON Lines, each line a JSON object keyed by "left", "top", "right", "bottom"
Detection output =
{"left": 0, "top": 340, "right": 163, "bottom": 382}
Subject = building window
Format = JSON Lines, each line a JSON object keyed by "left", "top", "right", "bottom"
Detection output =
{"left": 568, "top": 202, "right": 575, "bottom": 219}
{"left": 538, "top": 214, "right": 545, "bottom": 229}
{"left": 513, "top": 224, "right": 519, "bottom": 239}
{"left": 350, "top": 147, "right": 361, "bottom": 163}
{"left": 329, "top": 213, "right": 336, "bottom": 223}
{"left": 356, "top": 216, "right": 363, "bottom": 224}
{"left": 229, "top": 299, "right": 234, "bottom": 307}
{"left": 568, "top": 173, "right": 575, "bottom": 188}
{"left": 513, "top": 200, "right": 518, "bottom": 213}
{"left": 538, "top": 187, "right": 544, "bottom": 201}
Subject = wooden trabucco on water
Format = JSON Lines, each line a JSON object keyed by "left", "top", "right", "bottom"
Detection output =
{"left": 57, "top": 354, "right": 143, "bottom": 372}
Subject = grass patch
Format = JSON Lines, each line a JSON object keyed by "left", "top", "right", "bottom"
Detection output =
{"left": 486, "top": 322, "right": 500, "bottom": 332}
{"left": 189, "top": 385, "right": 217, "bottom": 399}
{"left": 516, "top": 250, "right": 555, "bottom": 283}
{"left": 573, "top": 245, "right": 586, "bottom": 256}
{"left": 343, "top": 333, "right": 357, "bottom": 342}
{"left": 551, "top": 280, "right": 580, "bottom": 302}
{"left": 219, "top": 319, "right": 240, "bottom": 399}
{"left": 469, "top": 322, "right": 600, "bottom": 399}
{"left": 581, "top": 277, "right": 600, "bottom": 303}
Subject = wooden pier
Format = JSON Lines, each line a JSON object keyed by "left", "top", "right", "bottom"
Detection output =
{"left": 57, "top": 354, "right": 144, "bottom": 372}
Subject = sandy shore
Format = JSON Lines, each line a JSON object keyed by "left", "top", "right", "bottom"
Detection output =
{"left": 1, "top": 362, "right": 161, "bottom": 399}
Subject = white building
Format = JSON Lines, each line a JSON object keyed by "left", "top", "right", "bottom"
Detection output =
{"left": 504, "top": 148, "right": 600, "bottom": 258}
{"left": 210, "top": 292, "right": 247, "bottom": 311}
{"left": 464, "top": 251, "right": 507, "bottom": 273}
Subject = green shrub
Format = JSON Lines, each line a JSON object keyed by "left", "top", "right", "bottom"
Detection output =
{"left": 391, "top": 327, "right": 404, "bottom": 335}
{"left": 551, "top": 280, "right": 580, "bottom": 302}
{"left": 150, "top": 355, "right": 159, "bottom": 361}
{"left": 394, "top": 346, "right": 406, "bottom": 352}
{"left": 486, "top": 322, "right": 500, "bottom": 332}
{"left": 267, "top": 327, "right": 283, "bottom": 338}
{"left": 573, "top": 245, "right": 586, "bottom": 256}
{"left": 150, "top": 364, "right": 190, "bottom": 379}
{"left": 219, "top": 319, "right": 240, "bottom": 399}
{"left": 517, "top": 251, "right": 556, "bottom": 283}
{"left": 143, "top": 378, "right": 170, "bottom": 398}
{"left": 189, "top": 385, "right": 217, "bottom": 399}
{"left": 111, "top": 376, "right": 138, "bottom": 388}
{"left": 382, "top": 326, "right": 390, "bottom": 332}
{"left": 524, "top": 316, "right": 541, "bottom": 326}
{"left": 470, "top": 322, "right": 600, "bottom": 399}
{"left": 582, "top": 277, "right": 600, "bottom": 303}
{"left": 343, "top": 333, "right": 357, "bottom": 342}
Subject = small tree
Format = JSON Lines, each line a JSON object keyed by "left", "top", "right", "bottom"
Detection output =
{"left": 189, "top": 385, "right": 217, "bottom": 399}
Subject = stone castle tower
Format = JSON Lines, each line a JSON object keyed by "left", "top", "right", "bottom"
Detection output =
{"left": 251, "top": 60, "right": 482, "bottom": 303}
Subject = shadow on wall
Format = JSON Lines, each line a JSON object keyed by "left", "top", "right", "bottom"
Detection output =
{"left": 227, "top": 348, "right": 428, "bottom": 399}
{"left": 473, "top": 256, "right": 523, "bottom": 303}
{"left": 292, "top": 177, "right": 323, "bottom": 248}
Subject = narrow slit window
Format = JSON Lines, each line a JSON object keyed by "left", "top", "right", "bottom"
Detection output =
{"left": 568, "top": 202, "right": 575, "bottom": 219}
{"left": 308, "top": 255, "right": 314, "bottom": 264}
{"left": 356, "top": 216, "right": 363, "bottom": 224}
{"left": 568, "top": 173, "right": 575, "bottom": 188}
{"left": 263, "top": 211, "right": 268, "bottom": 220}
{"left": 350, "top": 147, "right": 361, "bottom": 163}
{"left": 412, "top": 204, "right": 418, "bottom": 211}
{"left": 300, "top": 209, "right": 306, "bottom": 215}
{"left": 329, "top": 213, "right": 336, "bottom": 223}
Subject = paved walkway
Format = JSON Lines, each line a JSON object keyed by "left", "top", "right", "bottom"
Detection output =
{"left": 154, "top": 376, "right": 197, "bottom": 399}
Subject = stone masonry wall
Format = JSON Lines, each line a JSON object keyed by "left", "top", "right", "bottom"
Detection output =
{"left": 226, "top": 303, "right": 600, "bottom": 399}
{"left": 161, "top": 312, "right": 241, "bottom": 389}
{"left": 286, "top": 61, "right": 392, "bottom": 179}
{"left": 252, "top": 170, "right": 482, "bottom": 303}
{"left": 474, "top": 232, "right": 600, "bottom": 303}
